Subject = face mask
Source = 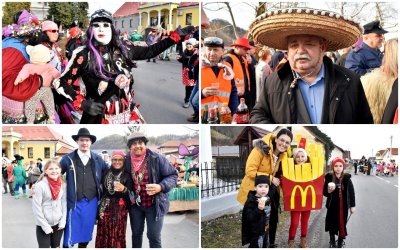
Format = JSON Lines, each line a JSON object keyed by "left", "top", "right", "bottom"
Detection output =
{"left": 92, "top": 21, "right": 112, "bottom": 45}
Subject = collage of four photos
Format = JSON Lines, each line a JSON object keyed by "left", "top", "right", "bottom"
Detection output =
{"left": 1, "top": 1, "right": 399, "bottom": 249}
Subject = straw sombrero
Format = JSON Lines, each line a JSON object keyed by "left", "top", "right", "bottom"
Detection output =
{"left": 250, "top": 8, "right": 362, "bottom": 51}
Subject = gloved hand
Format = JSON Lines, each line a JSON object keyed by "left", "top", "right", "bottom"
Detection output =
{"left": 81, "top": 99, "right": 104, "bottom": 116}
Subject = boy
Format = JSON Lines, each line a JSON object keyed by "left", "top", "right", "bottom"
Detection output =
{"left": 242, "top": 175, "right": 271, "bottom": 248}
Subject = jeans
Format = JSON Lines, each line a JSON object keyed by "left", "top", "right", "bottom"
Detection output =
{"left": 189, "top": 81, "right": 199, "bottom": 115}
{"left": 36, "top": 225, "right": 64, "bottom": 248}
{"left": 129, "top": 205, "right": 164, "bottom": 248}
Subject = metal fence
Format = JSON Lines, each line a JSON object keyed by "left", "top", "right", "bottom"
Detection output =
{"left": 201, "top": 158, "right": 244, "bottom": 198}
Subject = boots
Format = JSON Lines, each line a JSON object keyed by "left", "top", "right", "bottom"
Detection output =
{"left": 287, "top": 240, "right": 295, "bottom": 248}
{"left": 337, "top": 239, "right": 345, "bottom": 248}
{"left": 329, "top": 240, "right": 336, "bottom": 248}
{"left": 299, "top": 237, "right": 309, "bottom": 248}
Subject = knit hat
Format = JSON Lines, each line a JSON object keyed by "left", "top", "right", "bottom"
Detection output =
{"left": 127, "top": 132, "right": 148, "bottom": 148}
{"left": 331, "top": 157, "right": 346, "bottom": 170}
{"left": 41, "top": 20, "right": 58, "bottom": 31}
{"left": 69, "top": 26, "right": 81, "bottom": 38}
{"left": 255, "top": 175, "right": 270, "bottom": 186}
{"left": 186, "top": 38, "right": 198, "bottom": 46}
{"left": 26, "top": 44, "right": 51, "bottom": 64}
{"left": 293, "top": 148, "right": 307, "bottom": 159}
{"left": 111, "top": 150, "right": 126, "bottom": 159}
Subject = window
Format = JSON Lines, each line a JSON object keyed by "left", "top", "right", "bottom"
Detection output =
{"left": 122, "top": 20, "right": 124, "bottom": 28}
{"left": 115, "top": 21, "right": 118, "bottom": 27}
{"left": 28, "top": 147, "right": 33, "bottom": 158}
{"left": 130, "top": 19, "right": 133, "bottom": 28}
{"left": 186, "top": 13, "right": 192, "bottom": 25}
{"left": 44, "top": 148, "right": 50, "bottom": 158}
{"left": 151, "top": 17, "right": 158, "bottom": 26}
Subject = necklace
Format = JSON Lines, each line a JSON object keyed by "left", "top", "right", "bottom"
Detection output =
{"left": 105, "top": 170, "right": 123, "bottom": 195}
{"left": 131, "top": 158, "right": 147, "bottom": 206}
{"left": 290, "top": 69, "right": 315, "bottom": 88}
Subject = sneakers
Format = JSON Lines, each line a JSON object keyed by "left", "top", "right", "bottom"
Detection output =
{"left": 183, "top": 102, "right": 190, "bottom": 108}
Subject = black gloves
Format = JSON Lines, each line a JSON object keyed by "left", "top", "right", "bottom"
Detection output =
{"left": 82, "top": 99, "right": 104, "bottom": 116}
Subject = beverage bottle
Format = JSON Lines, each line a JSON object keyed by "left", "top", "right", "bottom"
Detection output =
{"left": 235, "top": 98, "right": 249, "bottom": 124}
{"left": 207, "top": 107, "right": 219, "bottom": 124}
{"left": 214, "top": 105, "right": 220, "bottom": 124}
{"left": 201, "top": 105, "right": 209, "bottom": 124}
{"left": 220, "top": 102, "right": 232, "bottom": 124}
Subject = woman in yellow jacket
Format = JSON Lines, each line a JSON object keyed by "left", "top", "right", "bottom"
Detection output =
{"left": 238, "top": 128, "right": 293, "bottom": 248}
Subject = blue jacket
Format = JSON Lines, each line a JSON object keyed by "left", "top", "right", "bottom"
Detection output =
{"left": 345, "top": 42, "right": 383, "bottom": 76}
{"left": 60, "top": 150, "right": 109, "bottom": 209}
{"left": 124, "top": 149, "right": 178, "bottom": 221}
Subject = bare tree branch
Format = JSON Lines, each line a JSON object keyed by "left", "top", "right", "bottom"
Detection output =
{"left": 224, "top": 2, "right": 238, "bottom": 38}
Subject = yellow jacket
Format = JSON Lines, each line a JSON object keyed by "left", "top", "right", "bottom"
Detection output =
{"left": 237, "top": 133, "right": 289, "bottom": 205}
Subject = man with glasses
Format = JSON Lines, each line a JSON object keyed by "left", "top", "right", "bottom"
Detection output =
{"left": 345, "top": 20, "right": 387, "bottom": 76}
{"left": 60, "top": 128, "right": 108, "bottom": 247}
{"left": 124, "top": 132, "right": 177, "bottom": 248}
{"left": 201, "top": 37, "right": 239, "bottom": 116}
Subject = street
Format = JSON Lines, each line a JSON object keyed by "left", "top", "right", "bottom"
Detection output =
{"left": 2, "top": 189, "right": 199, "bottom": 248}
{"left": 133, "top": 58, "right": 195, "bottom": 124}
{"left": 312, "top": 174, "right": 398, "bottom": 248}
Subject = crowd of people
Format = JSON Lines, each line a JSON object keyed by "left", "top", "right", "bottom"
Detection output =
{"left": 2, "top": 8, "right": 199, "bottom": 124}
{"left": 201, "top": 8, "right": 398, "bottom": 124}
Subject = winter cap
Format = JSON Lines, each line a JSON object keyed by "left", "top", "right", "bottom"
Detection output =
{"left": 26, "top": 44, "right": 51, "bottom": 64}
{"left": 331, "top": 157, "right": 346, "bottom": 170}
{"left": 41, "top": 20, "right": 58, "bottom": 31}
{"left": 69, "top": 26, "right": 81, "bottom": 38}
{"left": 293, "top": 148, "right": 307, "bottom": 159}
{"left": 186, "top": 38, "right": 198, "bottom": 45}
{"left": 255, "top": 175, "right": 270, "bottom": 186}
{"left": 204, "top": 37, "right": 224, "bottom": 48}
{"left": 127, "top": 132, "right": 149, "bottom": 148}
{"left": 111, "top": 150, "right": 126, "bottom": 159}
{"left": 90, "top": 9, "right": 113, "bottom": 24}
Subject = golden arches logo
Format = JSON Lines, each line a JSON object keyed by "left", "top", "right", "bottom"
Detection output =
{"left": 290, "top": 185, "right": 316, "bottom": 209}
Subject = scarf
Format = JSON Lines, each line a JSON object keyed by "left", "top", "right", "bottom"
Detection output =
{"left": 47, "top": 176, "right": 62, "bottom": 200}
{"left": 338, "top": 176, "right": 346, "bottom": 238}
{"left": 131, "top": 151, "right": 147, "bottom": 172}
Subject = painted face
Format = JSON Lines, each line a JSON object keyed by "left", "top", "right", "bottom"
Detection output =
{"left": 255, "top": 183, "right": 269, "bottom": 197}
{"left": 45, "top": 163, "right": 61, "bottom": 180}
{"left": 333, "top": 162, "right": 344, "bottom": 176}
{"left": 77, "top": 137, "right": 92, "bottom": 153}
{"left": 92, "top": 21, "right": 112, "bottom": 45}
{"left": 295, "top": 151, "right": 307, "bottom": 165}
{"left": 130, "top": 140, "right": 147, "bottom": 157}
{"left": 275, "top": 134, "right": 291, "bottom": 153}
{"left": 111, "top": 156, "right": 124, "bottom": 169}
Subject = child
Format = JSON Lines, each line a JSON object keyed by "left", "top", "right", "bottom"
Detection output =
{"left": 242, "top": 175, "right": 271, "bottom": 248}
{"left": 324, "top": 157, "right": 356, "bottom": 248}
{"left": 32, "top": 160, "right": 66, "bottom": 248}
{"left": 288, "top": 148, "right": 311, "bottom": 248}
{"left": 14, "top": 44, "right": 60, "bottom": 124}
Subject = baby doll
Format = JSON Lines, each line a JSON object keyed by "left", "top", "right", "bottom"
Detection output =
{"left": 14, "top": 44, "right": 60, "bottom": 123}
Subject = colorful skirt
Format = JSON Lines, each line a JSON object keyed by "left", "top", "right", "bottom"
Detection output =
{"left": 182, "top": 67, "right": 195, "bottom": 87}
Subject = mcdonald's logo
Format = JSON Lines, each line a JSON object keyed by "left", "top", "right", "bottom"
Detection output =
{"left": 290, "top": 185, "right": 316, "bottom": 209}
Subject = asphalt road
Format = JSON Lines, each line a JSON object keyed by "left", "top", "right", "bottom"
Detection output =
{"left": 312, "top": 174, "right": 398, "bottom": 248}
{"left": 2, "top": 188, "right": 199, "bottom": 248}
{"left": 132, "top": 58, "right": 195, "bottom": 124}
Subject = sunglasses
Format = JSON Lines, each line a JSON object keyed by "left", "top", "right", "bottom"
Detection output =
{"left": 47, "top": 30, "right": 59, "bottom": 33}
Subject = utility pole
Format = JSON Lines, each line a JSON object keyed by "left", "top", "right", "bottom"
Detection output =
{"left": 389, "top": 135, "right": 393, "bottom": 159}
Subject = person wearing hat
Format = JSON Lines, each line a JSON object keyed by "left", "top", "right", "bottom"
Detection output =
{"left": 59, "top": 128, "right": 109, "bottom": 247}
{"left": 177, "top": 38, "right": 198, "bottom": 108}
{"left": 65, "top": 26, "right": 83, "bottom": 60}
{"left": 37, "top": 158, "right": 43, "bottom": 173}
{"left": 124, "top": 132, "right": 177, "bottom": 248}
{"left": 345, "top": 20, "right": 387, "bottom": 76}
{"left": 201, "top": 36, "right": 239, "bottom": 117}
{"left": 12, "top": 154, "right": 28, "bottom": 199}
{"left": 241, "top": 174, "right": 271, "bottom": 248}
{"left": 224, "top": 37, "right": 253, "bottom": 100}
{"left": 38, "top": 20, "right": 64, "bottom": 73}
{"left": 249, "top": 8, "right": 373, "bottom": 124}
{"left": 324, "top": 157, "right": 356, "bottom": 248}
{"left": 53, "top": 9, "right": 182, "bottom": 124}
{"left": 146, "top": 28, "right": 160, "bottom": 63}
{"left": 95, "top": 150, "right": 133, "bottom": 248}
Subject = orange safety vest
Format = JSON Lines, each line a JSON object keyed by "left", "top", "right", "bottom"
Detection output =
{"left": 225, "top": 53, "right": 250, "bottom": 94}
{"left": 201, "top": 62, "right": 232, "bottom": 113}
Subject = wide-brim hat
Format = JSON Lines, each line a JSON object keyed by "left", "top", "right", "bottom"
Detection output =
{"left": 230, "top": 37, "right": 254, "bottom": 49}
{"left": 250, "top": 8, "right": 362, "bottom": 51}
{"left": 71, "top": 128, "right": 97, "bottom": 143}
{"left": 14, "top": 154, "right": 24, "bottom": 161}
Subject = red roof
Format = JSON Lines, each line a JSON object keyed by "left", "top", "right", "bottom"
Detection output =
{"left": 56, "top": 146, "right": 74, "bottom": 155}
{"left": 179, "top": 2, "right": 199, "bottom": 7}
{"left": 113, "top": 2, "right": 140, "bottom": 17}
{"left": 2, "top": 126, "right": 72, "bottom": 146}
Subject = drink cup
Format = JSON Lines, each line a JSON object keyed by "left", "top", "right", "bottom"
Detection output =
{"left": 328, "top": 182, "right": 335, "bottom": 189}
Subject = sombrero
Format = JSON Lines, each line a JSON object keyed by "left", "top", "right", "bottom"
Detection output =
{"left": 250, "top": 8, "right": 362, "bottom": 51}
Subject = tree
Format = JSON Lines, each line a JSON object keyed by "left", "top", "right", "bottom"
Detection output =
{"left": 47, "top": 2, "right": 89, "bottom": 29}
{"left": 2, "top": 2, "right": 31, "bottom": 25}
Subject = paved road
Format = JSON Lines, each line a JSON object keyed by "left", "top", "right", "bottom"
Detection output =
{"left": 312, "top": 174, "right": 398, "bottom": 248}
{"left": 133, "top": 59, "right": 195, "bottom": 124}
{"left": 2, "top": 188, "right": 199, "bottom": 248}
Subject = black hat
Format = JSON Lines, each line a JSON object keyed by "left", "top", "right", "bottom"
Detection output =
{"left": 204, "top": 37, "right": 224, "bottom": 48}
{"left": 90, "top": 9, "right": 113, "bottom": 24}
{"left": 14, "top": 154, "right": 24, "bottom": 161}
{"left": 37, "top": 158, "right": 42, "bottom": 161}
{"left": 71, "top": 128, "right": 97, "bottom": 143}
{"left": 255, "top": 175, "right": 270, "bottom": 186}
{"left": 127, "top": 132, "right": 148, "bottom": 148}
{"left": 363, "top": 20, "right": 388, "bottom": 35}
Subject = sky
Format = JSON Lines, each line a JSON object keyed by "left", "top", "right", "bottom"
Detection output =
{"left": 89, "top": 1, "right": 124, "bottom": 15}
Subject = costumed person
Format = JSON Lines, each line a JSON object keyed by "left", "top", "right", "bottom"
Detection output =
{"left": 249, "top": 8, "right": 373, "bottom": 124}
{"left": 242, "top": 175, "right": 271, "bottom": 248}
{"left": 177, "top": 38, "right": 198, "bottom": 108}
{"left": 95, "top": 151, "right": 133, "bottom": 248}
{"left": 65, "top": 25, "right": 83, "bottom": 60}
{"left": 59, "top": 128, "right": 108, "bottom": 247}
{"left": 124, "top": 132, "right": 177, "bottom": 248}
{"left": 53, "top": 9, "right": 182, "bottom": 124}
{"left": 12, "top": 154, "right": 27, "bottom": 199}
{"left": 14, "top": 44, "right": 60, "bottom": 124}
{"left": 237, "top": 128, "right": 293, "bottom": 248}
{"left": 146, "top": 28, "right": 159, "bottom": 63}
{"left": 32, "top": 160, "right": 66, "bottom": 248}
{"left": 7, "top": 160, "right": 17, "bottom": 196}
{"left": 287, "top": 148, "right": 311, "bottom": 248}
{"left": 324, "top": 157, "right": 356, "bottom": 248}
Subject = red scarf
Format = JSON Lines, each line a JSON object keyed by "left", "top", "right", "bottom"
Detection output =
{"left": 47, "top": 176, "right": 62, "bottom": 200}
{"left": 338, "top": 176, "right": 346, "bottom": 238}
{"left": 131, "top": 152, "right": 147, "bottom": 172}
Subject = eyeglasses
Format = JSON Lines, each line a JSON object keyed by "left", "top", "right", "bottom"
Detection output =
{"left": 278, "top": 137, "right": 291, "bottom": 146}
{"left": 47, "top": 30, "right": 59, "bottom": 33}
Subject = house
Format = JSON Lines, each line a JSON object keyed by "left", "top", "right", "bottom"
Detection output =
{"left": 30, "top": 2, "right": 50, "bottom": 22}
{"left": 378, "top": 148, "right": 399, "bottom": 163}
{"left": 159, "top": 138, "right": 199, "bottom": 165}
{"left": 2, "top": 126, "right": 75, "bottom": 162}
{"left": 113, "top": 2, "right": 141, "bottom": 35}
